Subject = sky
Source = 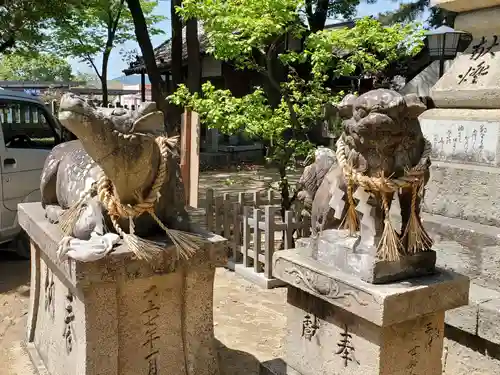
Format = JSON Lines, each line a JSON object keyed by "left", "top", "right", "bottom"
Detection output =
{"left": 69, "top": 0, "right": 427, "bottom": 80}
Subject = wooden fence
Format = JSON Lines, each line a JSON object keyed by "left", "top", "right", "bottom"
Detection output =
{"left": 204, "top": 188, "right": 311, "bottom": 288}
{"left": 47, "top": 99, "right": 141, "bottom": 115}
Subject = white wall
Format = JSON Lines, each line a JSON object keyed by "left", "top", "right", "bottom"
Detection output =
{"left": 401, "top": 59, "right": 456, "bottom": 97}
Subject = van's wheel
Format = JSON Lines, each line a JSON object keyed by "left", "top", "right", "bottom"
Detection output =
{"left": 14, "top": 230, "right": 31, "bottom": 259}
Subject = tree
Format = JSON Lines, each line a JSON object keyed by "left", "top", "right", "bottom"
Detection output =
{"left": 186, "top": 19, "right": 201, "bottom": 94}
{"left": 170, "top": 4, "right": 424, "bottom": 214}
{"left": 305, "top": 0, "right": 377, "bottom": 33}
{"left": 378, "top": 0, "right": 456, "bottom": 27}
{"left": 0, "top": 52, "right": 74, "bottom": 81}
{"left": 126, "top": 0, "right": 167, "bottom": 121}
{"left": 0, "top": 0, "right": 83, "bottom": 55}
{"left": 52, "top": 0, "right": 164, "bottom": 106}
{"left": 73, "top": 71, "right": 101, "bottom": 85}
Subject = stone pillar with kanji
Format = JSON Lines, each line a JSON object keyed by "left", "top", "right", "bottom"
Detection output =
{"left": 273, "top": 250, "right": 469, "bottom": 375}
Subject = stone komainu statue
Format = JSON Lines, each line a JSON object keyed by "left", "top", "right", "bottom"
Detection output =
{"left": 41, "top": 94, "right": 204, "bottom": 262}
{"left": 297, "top": 89, "right": 433, "bottom": 261}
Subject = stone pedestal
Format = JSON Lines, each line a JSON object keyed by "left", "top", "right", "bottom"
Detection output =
{"left": 18, "top": 202, "right": 228, "bottom": 375}
{"left": 273, "top": 250, "right": 469, "bottom": 375}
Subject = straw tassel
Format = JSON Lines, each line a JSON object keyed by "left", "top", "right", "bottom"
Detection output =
{"left": 58, "top": 192, "right": 91, "bottom": 236}
{"left": 376, "top": 193, "right": 403, "bottom": 262}
{"left": 342, "top": 177, "right": 359, "bottom": 236}
{"left": 402, "top": 183, "right": 433, "bottom": 254}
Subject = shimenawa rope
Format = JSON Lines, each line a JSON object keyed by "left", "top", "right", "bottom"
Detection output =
{"left": 59, "top": 135, "right": 203, "bottom": 261}
{"left": 335, "top": 136, "right": 433, "bottom": 261}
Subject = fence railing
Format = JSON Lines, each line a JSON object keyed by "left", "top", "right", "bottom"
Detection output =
{"left": 203, "top": 188, "right": 311, "bottom": 288}
{"left": 47, "top": 99, "right": 141, "bottom": 115}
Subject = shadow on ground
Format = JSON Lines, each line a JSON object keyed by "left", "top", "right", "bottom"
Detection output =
{"left": 217, "top": 339, "right": 263, "bottom": 375}
{"left": 0, "top": 249, "right": 30, "bottom": 295}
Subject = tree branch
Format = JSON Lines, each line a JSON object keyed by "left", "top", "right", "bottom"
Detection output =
{"left": 265, "top": 37, "right": 300, "bottom": 129}
{"left": 110, "top": 0, "right": 125, "bottom": 36}
{"left": 0, "top": 36, "right": 15, "bottom": 54}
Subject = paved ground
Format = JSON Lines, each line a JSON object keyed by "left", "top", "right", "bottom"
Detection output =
{"left": 0, "top": 167, "right": 295, "bottom": 375}
{"left": 0, "top": 254, "right": 286, "bottom": 375}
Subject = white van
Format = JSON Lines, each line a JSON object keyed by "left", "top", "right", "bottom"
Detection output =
{"left": 0, "top": 89, "right": 68, "bottom": 258}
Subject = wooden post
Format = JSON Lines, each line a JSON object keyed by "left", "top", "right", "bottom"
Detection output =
{"left": 180, "top": 110, "right": 192, "bottom": 206}
{"left": 189, "top": 111, "right": 200, "bottom": 207}
{"left": 180, "top": 110, "right": 201, "bottom": 208}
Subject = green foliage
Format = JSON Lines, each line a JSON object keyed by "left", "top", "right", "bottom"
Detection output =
{"left": 0, "top": 52, "right": 74, "bottom": 81}
{"left": 300, "top": 18, "right": 425, "bottom": 80}
{"left": 377, "top": 0, "right": 456, "bottom": 27}
{"left": 169, "top": 12, "right": 425, "bottom": 208}
{"left": 51, "top": 0, "right": 164, "bottom": 80}
{"left": 178, "top": 0, "right": 304, "bottom": 68}
{"left": 0, "top": 0, "right": 82, "bottom": 54}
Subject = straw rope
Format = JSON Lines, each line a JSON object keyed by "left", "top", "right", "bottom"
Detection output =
{"left": 59, "top": 135, "right": 203, "bottom": 261}
{"left": 335, "top": 136, "right": 432, "bottom": 193}
{"left": 334, "top": 135, "right": 433, "bottom": 260}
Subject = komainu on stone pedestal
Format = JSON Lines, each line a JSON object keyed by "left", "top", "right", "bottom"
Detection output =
{"left": 298, "top": 89, "right": 435, "bottom": 283}
{"left": 20, "top": 203, "right": 227, "bottom": 375}
{"left": 21, "top": 95, "right": 229, "bottom": 375}
{"left": 41, "top": 93, "right": 205, "bottom": 262}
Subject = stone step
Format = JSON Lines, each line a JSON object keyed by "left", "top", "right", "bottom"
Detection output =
{"left": 445, "top": 282, "right": 500, "bottom": 344}
{"left": 424, "top": 162, "right": 500, "bottom": 227}
{"left": 423, "top": 212, "right": 500, "bottom": 290}
{"left": 423, "top": 212, "right": 500, "bottom": 346}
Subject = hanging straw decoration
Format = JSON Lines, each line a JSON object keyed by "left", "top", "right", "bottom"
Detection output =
{"left": 335, "top": 136, "right": 433, "bottom": 262}
{"left": 59, "top": 187, "right": 96, "bottom": 236}
{"left": 342, "top": 176, "right": 359, "bottom": 236}
{"left": 402, "top": 182, "right": 433, "bottom": 254}
{"left": 60, "top": 134, "right": 205, "bottom": 262}
{"left": 376, "top": 192, "right": 404, "bottom": 261}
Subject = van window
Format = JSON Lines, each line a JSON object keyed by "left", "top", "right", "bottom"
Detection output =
{"left": 0, "top": 100, "right": 58, "bottom": 149}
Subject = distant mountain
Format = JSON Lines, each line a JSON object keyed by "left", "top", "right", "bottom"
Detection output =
{"left": 112, "top": 75, "right": 151, "bottom": 84}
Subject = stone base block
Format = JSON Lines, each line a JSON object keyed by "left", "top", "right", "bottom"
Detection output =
{"left": 18, "top": 202, "right": 228, "bottom": 375}
{"left": 234, "top": 265, "right": 287, "bottom": 289}
{"left": 313, "top": 229, "right": 437, "bottom": 284}
{"left": 362, "top": 250, "right": 437, "bottom": 284}
{"left": 273, "top": 250, "right": 469, "bottom": 375}
{"left": 286, "top": 287, "right": 445, "bottom": 375}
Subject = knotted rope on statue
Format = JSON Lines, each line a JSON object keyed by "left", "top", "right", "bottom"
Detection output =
{"left": 335, "top": 135, "right": 433, "bottom": 261}
{"left": 59, "top": 135, "right": 204, "bottom": 262}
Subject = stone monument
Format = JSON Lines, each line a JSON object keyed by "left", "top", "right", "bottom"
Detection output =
{"left": 21, "top": 94, "right": 228, "bottom": 375}
{"left": 418, "top": 1, "right": 500, "bottom": 372}
{"left": 271, "top": 89, "right": 470, "bottom": 375}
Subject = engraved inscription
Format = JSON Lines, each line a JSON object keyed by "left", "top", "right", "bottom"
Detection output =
{"left": 302, "top": 314, "right": 319, "bottom": 340}
{"left": 458, "top": 61, "right": 490, "bottom": 84}
{"left": 471, "top": 35, "right": 499, "bottom": 60}
{"left": 406, "top": 345, "right": 420, "bottom": 375}
{"left": 44, "top": 265, "right": 55, "bottom": 319}
{"left": 283, "top": 266, "right": 369, "bottom": 307}
{"left": 142, "top": 285, "right": 160, "bottom": 375}
{"left": 335, "top": 325, "right": 359, "bottom": 367}
{"left": 425, "top": 322, "right": 440, "bottom": 350}
{"left": 422, "top": 119, "right": 496, "bottom": 164}
{"left": 457, "top": 35, "right": 499, "bottom": 85}
{"left": 62, "top": 293, "right": 75, "bottom": 353}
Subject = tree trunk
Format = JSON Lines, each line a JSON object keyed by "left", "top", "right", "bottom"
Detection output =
{"left": 170, "top": 0, "right": 184, "bottom": 129}
{"left": 125, "top": 0, "right": 171, "bottom": 133}
{"left": 101, "top": 49, "right": 111, "bottom": 106}
{"left": 171, "top": 0, "right": 183, "bottom": 90}
{"left": 186, "top": 18, "right": 201, "bottom": 94}
{"left": 0, "top": 36, "right": 15, "bottom": 54}
{"left": 305, "top": 0, "right": 329, "bottom": 33}
{"left": 101, "top": 77, "right": 109, "bottom": 107}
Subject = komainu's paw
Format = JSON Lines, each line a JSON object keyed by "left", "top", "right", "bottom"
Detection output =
{"left": 46, "top": 205, "right": 64, "bottom": 224}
